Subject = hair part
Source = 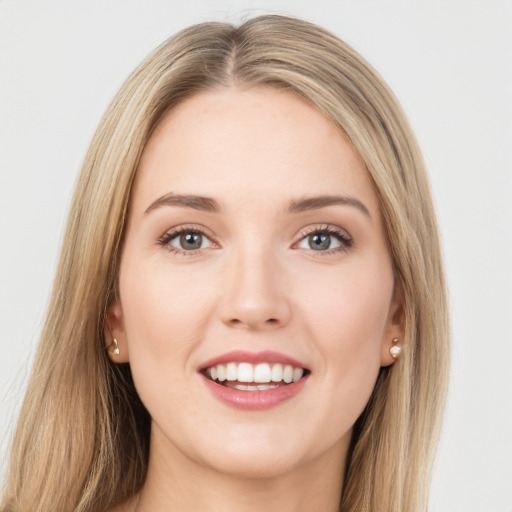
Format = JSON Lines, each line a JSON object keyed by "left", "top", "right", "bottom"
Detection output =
{"left": 1, "top": 15, "right": 449, "bottom": 512}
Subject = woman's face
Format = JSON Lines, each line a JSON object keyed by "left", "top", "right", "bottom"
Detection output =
{"left": 108, "top": 87, "right": 402, "bottom": 478}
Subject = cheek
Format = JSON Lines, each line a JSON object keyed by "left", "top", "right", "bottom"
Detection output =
{"left": 294, "top": 261, "right": 392, "bottom": 419}
{"left": 118, "top": 259, "right": 219, "bottom": 428}
{"left": 119, "top": 257, "right": 218, "bottom": 368}
{"left": 297, "top": 259, "right": 393, "bottom": 351}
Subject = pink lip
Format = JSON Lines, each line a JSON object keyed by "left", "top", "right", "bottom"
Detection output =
{"left": 200, "top": 373, "right": 309, "bottom": 411}
{"left": 199, "top": 350, "right": 308, "bottom": 371}
{"left": 198, "top": 351, "right": 310, "bottom": 411}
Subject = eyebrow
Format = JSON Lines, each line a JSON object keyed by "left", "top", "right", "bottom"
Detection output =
{"left": 287, "top": 195, "right": 371, "bottom": 217}
{"left": 145, "top": 192, "right": 370, "bottom": 218}
{"left": 145, "top": 193, "right": 221, "bottom": 214}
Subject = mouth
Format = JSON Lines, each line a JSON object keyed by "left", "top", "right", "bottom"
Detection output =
{"left": 198, "top": 351, "right": 310, "bottom": 410}
{"left": 201, "top": 362, "right": 310, "bottom": 391}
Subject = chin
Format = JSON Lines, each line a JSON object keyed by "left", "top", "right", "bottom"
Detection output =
{"left": 191, "top": 428, "right": 318, "bottom": 480}
{"left": 209, "top": 450, "right": 303, "bottom": 480}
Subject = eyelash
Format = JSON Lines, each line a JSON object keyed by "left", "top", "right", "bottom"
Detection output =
{"left": 157, "top": 224, "right": 353, "bottom": 256}
{"left": 157, "top": 225, "right": 215, "bottom": 256}
{"left": 295, "top": 224, "right": 353, "bottom": 255}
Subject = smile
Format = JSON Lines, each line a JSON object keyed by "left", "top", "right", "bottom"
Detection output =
{"left": 203, "top": 362, "right": 306, "bottom": 391}
{"left": 199, "top": 351, "right": 310, "bottom": 410}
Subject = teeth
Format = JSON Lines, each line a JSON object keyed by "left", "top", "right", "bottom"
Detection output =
{"left": 226, "top": 362, "right": 237, "bottom": 381}
{"left": 205, "top": 362, "right": 306, "bottom": 385}
{"left": 271, "top": 364, "right": 283, "bottom": 382}
{"left": 225, "top": 382, "right": 281, "bottom": 391}
{"left": 256, "top": 383, "right": 279, "bottom": 390}
{"left": 293, "top": 368, "right": 303, "bottom": 382}
{"left": 254, "top": 363, "right": 271, "bottom": 383}
{"left": 217, "top": 365, "right": 226, "bottom": 382}
{"left": 237, "top": 363, "right": 254, "bottom": 382}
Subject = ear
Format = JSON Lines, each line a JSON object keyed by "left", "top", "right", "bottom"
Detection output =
{"left": 380, "top": 286, "right": 405, "bottom": 367}
{"left": 104, "top": 299, "right": 130, "bottom": 363}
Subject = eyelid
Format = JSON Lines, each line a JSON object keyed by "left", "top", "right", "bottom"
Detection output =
{"left": 292, "top": 224, "right": 353, "bottom": 254}
{"left": 157, "top": 224, "right": 219, "bottom": 255}
{"left": 295, "top": 223, "right": 351, "bottom": 239}
{"left": 157, "top": 222, "right": 352, "bottom": 256}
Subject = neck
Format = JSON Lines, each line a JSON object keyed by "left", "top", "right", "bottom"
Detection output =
{"left": 133, "top": 426, "right": 348, "bottom": 512}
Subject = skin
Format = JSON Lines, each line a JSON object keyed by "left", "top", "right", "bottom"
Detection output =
{"left": 107, "top": 87, "right": 403, "bottom": 512}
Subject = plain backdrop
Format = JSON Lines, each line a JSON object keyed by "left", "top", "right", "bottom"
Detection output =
{"left": 1, "top": 1, "right": 511, "bottom": 511}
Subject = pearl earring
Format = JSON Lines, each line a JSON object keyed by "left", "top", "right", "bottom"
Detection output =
{"left": 109, "top": 338, "right": 120, "bottom": 356}
{"left": 390, "top": 337, "right": 401, "bottom": 359}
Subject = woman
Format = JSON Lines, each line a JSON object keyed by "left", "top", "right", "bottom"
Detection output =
{"left": 0, "top": 14, "right": 449, "bottom": 512}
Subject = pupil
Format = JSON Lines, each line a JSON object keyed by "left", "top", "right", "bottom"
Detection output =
{"left": 180, "top": 232, "right": 202, "bottom": 250}
{"left": 309, "top": 233, "right": 330, "bottom": 251}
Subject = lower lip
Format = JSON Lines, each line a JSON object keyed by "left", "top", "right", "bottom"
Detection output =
{"left": 200, "top": 374, "right": 309, "bottom": 411}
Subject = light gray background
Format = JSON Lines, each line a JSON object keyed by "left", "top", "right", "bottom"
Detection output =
{"left": 1, "top": 1, "right": 511, "bottom": 511}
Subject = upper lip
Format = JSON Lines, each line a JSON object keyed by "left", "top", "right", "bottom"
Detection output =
{"left": 199, "top": 350, "right": 309, "bottom": 371}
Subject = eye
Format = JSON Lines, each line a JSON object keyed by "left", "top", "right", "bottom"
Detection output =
{"left": 295, "top": 225, "right": 353, "bottom": 253}
{"left": 158, "top": 226, "right": 215, "bottom": 254}
{"left": 172, "top": 232, "right": 205, "bottom": 251}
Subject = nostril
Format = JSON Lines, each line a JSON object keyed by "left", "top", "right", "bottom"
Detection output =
{"left": 227, "top": 318, "right": 279, "bottom": 328}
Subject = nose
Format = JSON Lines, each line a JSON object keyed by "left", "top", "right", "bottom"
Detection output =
{"left": 218, "top": 246, "right": 291, "bottom": 331}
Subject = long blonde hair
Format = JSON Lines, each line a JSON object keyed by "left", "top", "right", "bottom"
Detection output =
{"left": 1, "top": 15, "right": 449, "bottom": 512}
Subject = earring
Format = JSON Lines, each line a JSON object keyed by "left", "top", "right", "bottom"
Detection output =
{"left": 390, "top": 337, "right": 401, "bottom": 359}
{"left": 109, "top": 338, "right": 120, "bottom": 356}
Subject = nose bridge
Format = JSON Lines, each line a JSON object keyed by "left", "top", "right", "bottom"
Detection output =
{"left": 219, "top": 237, "right": 290, "bottom": 330}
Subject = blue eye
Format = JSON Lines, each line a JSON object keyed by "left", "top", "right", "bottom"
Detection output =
{"left": 306, "top": 233, "right": 338, "bottom": 251}
{"left": 172, "top": 232, "right": 204, "bottom": 250}
{"left": 296, "top": 227, "right": 352, "bottom": 253}
{"left": 159, "top": 228, "right": 214, "bottom": 253}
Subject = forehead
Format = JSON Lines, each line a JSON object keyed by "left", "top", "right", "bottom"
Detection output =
{"left": 133, "top": 87, "right": 380, "bottom": 217}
